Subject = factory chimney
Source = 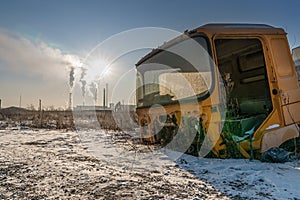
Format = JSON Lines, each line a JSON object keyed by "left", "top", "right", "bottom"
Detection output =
{"left": 106, "top": 83, "right": 108, "bottom": 107}
{"left": 103, "top": 88, "right": 106, "bottom": 108}
{"left": 19, "top": 95, "right": 22, "bottom": 108}
{"left": 68, "top": 92, "right": 72, "bottom": 110}
{"left": 39, "top": 99, "right": 42, "bottom": 111}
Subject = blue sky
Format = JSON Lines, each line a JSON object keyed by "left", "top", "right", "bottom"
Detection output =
{"left": 1, "top": 0, "right": 300, "bottom": 108}
{"left": 2, "top": 0, "right": 300, "bottom": 52}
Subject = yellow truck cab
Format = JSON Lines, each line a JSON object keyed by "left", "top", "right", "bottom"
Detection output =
{"left": 136, "top": 24, "right": 300, "bottom": 159}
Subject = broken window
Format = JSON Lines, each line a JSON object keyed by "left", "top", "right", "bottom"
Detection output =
{"left": 136, "top": 36, "right": 213, "bottom": 107}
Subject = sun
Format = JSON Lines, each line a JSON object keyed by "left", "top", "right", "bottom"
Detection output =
{"left": 83, "top": 56, "right": 111, "bottom": 83}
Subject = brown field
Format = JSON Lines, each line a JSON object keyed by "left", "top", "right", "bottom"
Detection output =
{"left": 0, "top": 107, "right": 137, "bottom": 131}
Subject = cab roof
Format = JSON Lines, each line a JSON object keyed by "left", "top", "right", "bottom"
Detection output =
{"left": 136, "top": 23, "right": 286, "bottom": 66}
{"left": 191, "top": 23, "right": 286, "bottom": 35}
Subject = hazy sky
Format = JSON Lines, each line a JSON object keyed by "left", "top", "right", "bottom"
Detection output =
{"left": 1, "top": 0, "right": 300, "bottom": 109}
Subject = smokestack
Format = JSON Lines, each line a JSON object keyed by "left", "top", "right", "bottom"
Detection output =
{"left": 69, "top": 93, "right": 72, "bottom": 110}
{"left": 97, "top": 81, "right": 100, "bottom": 106}
{"left": 0, "top": 99, "right": 2, "bottom": 109}
{"left": 19, "top": 95, "right": 22, "bottom": 108}
{"left": 39, "top": 99, "right": 42, "bottom": 111}
{"left": 103, "top": 88, "right": 106, "bottom": 108}
{"left": 106, "top": 83, "right": 108, "bottom": 107}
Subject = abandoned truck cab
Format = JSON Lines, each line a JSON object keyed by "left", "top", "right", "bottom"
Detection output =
{"left": 135, "top": 24, "right": 300, "bottom": 159}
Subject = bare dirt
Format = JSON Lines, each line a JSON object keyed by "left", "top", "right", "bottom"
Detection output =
{"left": 0, "top": 129, "right": 229, "bottom": 199}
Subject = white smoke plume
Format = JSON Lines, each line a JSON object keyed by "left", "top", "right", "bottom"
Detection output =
{"left": 0, "top": 29, "right": 82, "bottom": 81}
{"left": 79, "top": 67, "right": 87, "bottom": 99}
{"left": 89, "top": 81, "right": 98, "bottom": 103}
{"left": 68, "top": 66, "right": 75, "bottom": 90}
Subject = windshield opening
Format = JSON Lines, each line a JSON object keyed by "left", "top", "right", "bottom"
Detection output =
{"left": 136, "top": 36, "right": 213, "bottom": 108}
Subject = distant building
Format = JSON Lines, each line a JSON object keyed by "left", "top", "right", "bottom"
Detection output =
{"left": 293, "top": 46, "right": 300, "bottom": 65}
{"left": 74, "top": 103, "right": 136, "bottom": 112}
{"left": 292, "top": 46, "right": 300, "bottom": 82}
{"left": 114, "top": 101, "right": 136, "bottom": 112}
{"left": 109, "top": 103, "right": 115, "bottom": 111}
{"left": 73, "top": 105, "right": 112, "bottom": 111}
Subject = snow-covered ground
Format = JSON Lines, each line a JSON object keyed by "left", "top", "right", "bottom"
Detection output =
{"left": 178, "top": 155, "right": 300, "bottom": 199}
{"left": 0, "top": 128, "right": 299, "bottom": 199}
